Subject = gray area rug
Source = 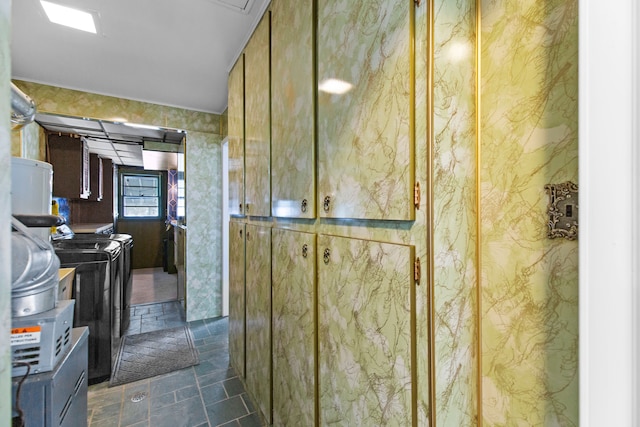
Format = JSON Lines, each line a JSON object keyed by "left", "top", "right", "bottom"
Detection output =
{"left": 110, "top": 326, "right": 199, "bottom": 386}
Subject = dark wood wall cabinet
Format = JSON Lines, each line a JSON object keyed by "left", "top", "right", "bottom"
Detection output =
{"left": 47, "top": 133, "right": 91, "bottom": 199}
{"left": 89, "top": 153, "right": 103, "bottom": 201}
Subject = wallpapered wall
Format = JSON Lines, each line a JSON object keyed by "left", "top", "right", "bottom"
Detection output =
{"left": 479, "top": 0, "right": 579, "bottom": 424}
{"left": 11, "top": 80, "right": 225, "bottom": 322}
{"left": 431, "top": 0, "right": 579, "bottom": 424}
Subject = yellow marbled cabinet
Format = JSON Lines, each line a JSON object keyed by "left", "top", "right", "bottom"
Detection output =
{"left": 244, "top": 224, "right": 272, "bottom": 423}
{"left": 318, "top": 234, "right": 416, "bottom": 426}
{"left": 271, "top": 228, "right": 316, "bottom": 426}
{"left": 270, "top": 0, "right": 316, "bottom": 219}
{"left": 317, "top": 0, "right": 415, "bottom": 220}
{"left": 244, "top": 12, "right": 271, "bottom": 217}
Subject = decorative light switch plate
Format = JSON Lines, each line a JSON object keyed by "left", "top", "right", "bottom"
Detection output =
{"left": 544, "top": 181, "right": 578, "bottom": 240}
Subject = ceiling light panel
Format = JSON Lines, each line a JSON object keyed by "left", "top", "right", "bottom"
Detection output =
{"left": 85, "top": 140, "right": 113, "bottom": 150}
{"left": 40, "top": 1, "right": 97, "bottom": 34}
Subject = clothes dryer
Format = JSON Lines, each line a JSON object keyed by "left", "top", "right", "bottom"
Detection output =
{"left": 53, "top": 240, "right": 121, "bottom": 383}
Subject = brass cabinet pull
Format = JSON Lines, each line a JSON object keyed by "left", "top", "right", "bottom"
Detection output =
{"left": 246, "top": 231, "right": 251, "bottom": 241}
{"left": 323, "top": 196, "right": 331, "bottom": 213}
{"left": 323, "top": 248, "right": 331, "bottom": 264}
{"left": 239, "top": 203, "right": 243, "bottom": 213}
{"left": 245, "top": 203, "right": 250, "bottom": 213}
{"left": 302, "top": 244, "right": 308, "bottom": 258}
{"left": 301, "top": 198, "right": 308, "bottom": 213}
{"left": 239, "top": 229, "right": 243, "bottom": 237}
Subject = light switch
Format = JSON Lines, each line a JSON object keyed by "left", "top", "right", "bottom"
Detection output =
{"left": 544, "top": 182, "right": 578, "bottom": 240}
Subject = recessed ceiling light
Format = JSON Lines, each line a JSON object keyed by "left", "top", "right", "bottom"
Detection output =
{"left": 40, "top": 1, "right": 97, "bottom": 34}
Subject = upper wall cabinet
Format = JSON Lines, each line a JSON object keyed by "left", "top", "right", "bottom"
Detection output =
{"left": 317, "top": 0, "right": 415, "bottom": 221}
{"left": 271, "top": 0, "right": 315, "bottom": 218}
{"left": 228, "top": 55, "right": 245, "bottom": 216}
{"left": 244, "top": 11, "right": 271, "bottom": 218}
{"left": 88, "top": 153, "right": 103, "bottom": 201}
{"left": 48, "top": 133, "right": 91, "bottom": 199}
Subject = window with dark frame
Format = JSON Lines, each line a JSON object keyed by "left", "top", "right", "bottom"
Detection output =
{"left": 121, "top": 173, "right": 162, "bottom": 219}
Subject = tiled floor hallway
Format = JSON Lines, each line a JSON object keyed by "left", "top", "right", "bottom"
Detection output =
{"left": 87, "top": 269, "right": 262, "bottom": 427}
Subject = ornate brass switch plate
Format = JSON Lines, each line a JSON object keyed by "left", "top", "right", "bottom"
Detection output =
{"left": 545, "top": 181, "right": 578, "bottom": 240}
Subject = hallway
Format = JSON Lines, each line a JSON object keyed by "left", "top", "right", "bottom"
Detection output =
{"left": 87, "top": 311, "right": 262, "bottom": 427}
{"left": 86, "top": 267, "right": 260, "bottom": 427}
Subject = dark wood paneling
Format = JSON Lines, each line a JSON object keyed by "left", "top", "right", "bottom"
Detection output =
{"left": 117, "top": 220, "right": 166, "bottom": 269}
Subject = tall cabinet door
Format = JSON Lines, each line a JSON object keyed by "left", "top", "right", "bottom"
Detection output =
{"left": 317, "top": 1, "right": 415, "bottom": 220}
{"left": 272, "top": 229, "right": 316, "bottom": 426}
{"left": 245, "top": 224, "right": 272, "bottom": 423}
{"left": 228, "top": 55, "right": 245, "bottom": 216}
{"left": 271, "top": 0, "right": 315, "bottom": 218}
{"left": 228, "top": 221, "right": 246, "bottom": 378}
{"left": 244, "top": 12, "right": 271, "bottom": 217}
{"left": 318, "top": 235, "right": 416, "bottom": 426}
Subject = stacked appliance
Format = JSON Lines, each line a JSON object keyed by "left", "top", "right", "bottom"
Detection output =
{"left": 10, "top": 157, "right": 89, "bottom": 427}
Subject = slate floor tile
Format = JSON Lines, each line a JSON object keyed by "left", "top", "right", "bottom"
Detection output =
{"left": 205, "top": 395, "right": 248, "bottom": 426}
{"left": 200, "top": 382, "right": 228, "bottom": 406}
{"left": 238, "top": 412, "right": 263, "bottom": 427}
{"left": 88, "top": 304, "right": 261, "bottom": 427}
{"left": 149, "top": 395, "right": 207, "bottom": 427}
{"left": 223, "top": 377, "right": 245, "bottom": 398}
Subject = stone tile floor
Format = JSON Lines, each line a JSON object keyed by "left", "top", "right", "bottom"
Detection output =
{"left": 124, "top": 301, "right": 187, "bottom": 336}
{"left": 87, "top": 302, "right": 263, "bottom": 427}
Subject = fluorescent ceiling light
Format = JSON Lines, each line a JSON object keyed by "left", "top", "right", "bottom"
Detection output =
{"left": 40, "top": 1, "right": 96, "bottom": 34}
{"left": 123, "top": 122, "right": 161, "bottom": 131}
{"left": 318, "top": 78, "right": 354, "bottom": 95}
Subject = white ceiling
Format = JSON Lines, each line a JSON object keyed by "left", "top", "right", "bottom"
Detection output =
{"left": 11, "top": 0, "right": 270, "bottom": 114}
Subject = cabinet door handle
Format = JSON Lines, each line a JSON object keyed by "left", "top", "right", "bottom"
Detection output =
{"left": 323, "top": 248, "right": 331, "bottom": 264}
{"left": 302, "top": 244, "right": 308, "bottom": 258}
{"left": 323, "top": 196, "right": 331, "bottom": 213}
{"left": 301, "top": 198, "right": 308, "bottom": 213}
{"left": 239, "top": 203, "right": 243, "bottom": 212}
{"left": 239, "top": 229, "right": 243, "bottom": 237}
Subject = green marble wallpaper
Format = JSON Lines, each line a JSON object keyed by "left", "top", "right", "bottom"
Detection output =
{"left": 0, "top": 0, "right": 11, "bottom": 422}
{"left": 185, "top": 131, "right": 223, "bottom": 321}
{"left": 11, "top": 121, "right": 44, "bottom": 160}
{"left": 12, "top": 80, "right": 220, "bottom": 134}
{"left": 10, "top": 127, "right": 20, "bottom": 157}
{"left": 431, "top": 0, "right": 479, "bottom": 425}
{"left": 480, "top": 0, "right": 579, "bottom": 425}
{"left": 271, "top": 228, "right": 316, "bottom": 426}
{"left": 11, "top": 81, "right": 225, "bottom": 322}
